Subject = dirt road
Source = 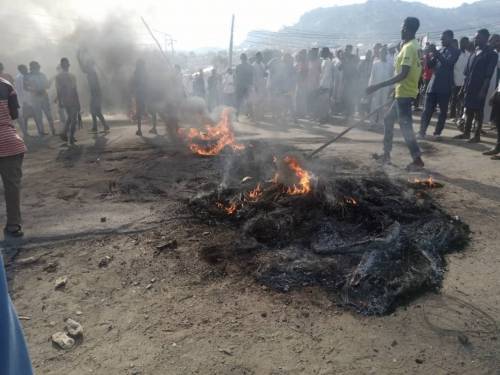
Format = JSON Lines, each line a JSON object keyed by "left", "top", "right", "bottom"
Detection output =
{"left": 2, "top": 114, "right": 499, "bottom": 374}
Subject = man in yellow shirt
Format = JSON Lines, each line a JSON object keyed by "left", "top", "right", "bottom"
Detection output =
{"left": 367, "top": 17, "right": 424, "bottom": 171}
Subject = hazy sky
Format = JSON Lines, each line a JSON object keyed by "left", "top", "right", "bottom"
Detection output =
{"left": 7, "top": 0, "right": 481, "bottom": 50}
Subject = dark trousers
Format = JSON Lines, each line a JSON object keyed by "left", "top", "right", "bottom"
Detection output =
{"left": 0, "top": 154, "right": 23, "bottom": 226}
{"left": 384, "top": 98, "right": 421, "bottom": 160}
{"left": 62, "top": 107, "right": 79, "bottom": 140}
{"left": 235, "top": 87, "right": 250, "bottom": 116}
{"left": 90, "top": 95, "right": 108, "bottom": 131}
{"left": 420, "top": 92, "right": 451, "bottom": 136}
{"left": 493, "top": 93, "right": 500, "bottom": 148}
{"left": 449, "top": 86, "right": 464, "bottom": 119}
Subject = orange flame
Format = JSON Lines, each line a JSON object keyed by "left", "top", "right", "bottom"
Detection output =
{"left": 345, "top": 197, "right": 358, "bottom": 205}
{"left": 275, "top": 156, "right": 312, "bottom": 195}
{"left": 247, "top": 183, "right": 263, "bottom": 201}
{"left": 178, "top": 108, "right": 244, "bottom": 156}
{"left": 411, "top": 176, "right": 436, "bottom": 188}
{"left": 216, "top": 201, "right": 238, "bottom": 215}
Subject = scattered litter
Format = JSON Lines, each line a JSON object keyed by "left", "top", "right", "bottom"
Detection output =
{"left": 55, "top": 276, "right": 68, "bottom": 290}
{"left": 52, "top": 332, "right": 75, "bottom": 350}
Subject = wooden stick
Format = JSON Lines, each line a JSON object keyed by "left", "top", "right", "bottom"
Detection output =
{"left": 141, "top": 17, "right": 172, "bottom": 68}
{"left": 307, "top": 99, "right": 394, "bottom": 159}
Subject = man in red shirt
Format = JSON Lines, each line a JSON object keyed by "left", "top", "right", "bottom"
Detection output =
{"left": 0, "top": 77, "right": 26, "bottom": 237}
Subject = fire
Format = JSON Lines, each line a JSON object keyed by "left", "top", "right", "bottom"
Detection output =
{"left": 411, "top": 176, "right": 436, "bottom": 188}
{"left": 247, "top": 183, "right": 263, "bottom": 201}
{"left": 275, "top": 156, "right": 312, "bottom": 196}
{"left": 216, "top": 201, "right": 238, "bottom": 215}
{"left": 178, "top": 108, "right": 244, "bottom": 156}
{"left": 345, "top": 197, "right": 358, "bottom": 205}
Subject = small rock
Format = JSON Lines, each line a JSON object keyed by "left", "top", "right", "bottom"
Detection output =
{"left": 55, "top": 276, "right": 68, "bottom": 290}
{"left": 49, "top": 321, "right": 56, "bottom": 327}
{"left": 218, "top": 348, "right": 233, "bottom": 356}
{"left": 202, "top": 232, "right": 210, "bottom": 236}
{"left": 52, "top": 332, "right": 75, "bottom": 350}
{"left": 100, "top": 217, "right": 107, "bottom": 223}
{"left": 391, "top": 340, "right": 398, "bottom": 347}
{"left": 155, "top": 240, "right": 178, "bottom": 253}
{"left": 415, "top": 358, "right": 424, "bottom": 364}
{"left": 98, "top": 255, "right": 113, "bottom": 268}
{"left": 43, "top": 262, "right": 58, "bottom": 273}
{"left": 150, "top": 278, "right": 157, "bottom": 283}
{"left": 16, "top": 256, "right": 40, "bottom": 266}
{"left": 145, "top": 283, "right": 153, "bottom": 290}
{"left": 261, "top": 312, "right": 267, "bottom": 318}
{"left": 172, "top": 342, "right": 177, "bottom": 347}
{"left": 65, "top": 318, "right": 83, "bottom": 338}
{"left": 75, "top": 311, "right": 83, "bottom": 316}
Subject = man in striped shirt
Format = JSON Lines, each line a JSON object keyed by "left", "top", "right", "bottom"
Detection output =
{"left": 0, "top": 77, "right": 26, "bottom": 237}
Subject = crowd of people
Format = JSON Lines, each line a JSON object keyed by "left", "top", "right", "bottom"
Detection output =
{"left": 187, "top": 23, "right": 500, "bottom": 163}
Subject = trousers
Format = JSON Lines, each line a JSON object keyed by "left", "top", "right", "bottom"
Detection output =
{"left": 420, "top": 92, "right": 451, "bottom": 136}
{"left": 0, "top": 154, "right": 23, "bottom": 226}
{"left": 384, "top": 98, "right": 421, "bottom": 160}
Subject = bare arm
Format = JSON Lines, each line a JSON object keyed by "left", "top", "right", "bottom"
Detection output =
{"left": 366, "top": 65, "right": 410, "bottom": 95}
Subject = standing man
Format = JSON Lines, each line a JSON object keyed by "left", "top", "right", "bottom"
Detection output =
{"left": 25, "top": 61, "right": 55, "bottom": 136}
{"left": 252, "top": 52, "right": 267, "bottom": 121}
{"left": 419, "top": 30, "right": 460, "bottom": 139}
{"left": 454, "top": 29, "right": 498, "bottom": 142}
{"left": 366, "top": 17, "right": 424, "bottom": 170}
{"left": 192, "top": 69, "right": 206, "bottom": 99}
{"left": 484, "top": 79, "right": 500, "bottom": 158}
{"left": 56, "top": 58, "right": 80, "bottom": 145}
{"left": 450, "top": 37, "right": 470, "bottom": 121}
{"left": 77, "top": 50, "right": 109, "bottom": 133}
{"left": 342, "top": 45, "right": 360, "bottom": 120}
{"left": 207, "top": 68, "right": 220, "bottom": 111}
{"left": 368, "top": 46, "right": 393, "bottom": 127}
{"left": 234, "top": 53, "right": 253, "bottom": 120}
{"left": 0, "top": 77, "right": 27, "bottom": 237}
{"left": 482, "top": 34, "right": 500, "bottom": 129}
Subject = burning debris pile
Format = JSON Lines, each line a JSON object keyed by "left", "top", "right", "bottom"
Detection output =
{"left": 178, "top": 108, "right": 244, "bottom": 156}
{"left": 189, "top": 145, "right": 470, "bottom": 315}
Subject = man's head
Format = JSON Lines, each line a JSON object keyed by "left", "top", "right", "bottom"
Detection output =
{"left": 401, "top": 17, "right": 420, "bottom": 41}
{"left": 0, "top": 62, "right": 3, "bottom": 73}
{"left": 489, "top": 34, "right": 500, "bottom": 51}
{"left": 320, "top": 47, "right": 331, "bottom": 59}
{"left": 60, "top": 58, "right": 70, "bottom": 72}
{"left": 365, "top": 49, "right": 372, "bottom": 60}
{"left": 345, "top": 45, "right": 353, "bottom": 55}
{"left": 474, "top": 29, "right": 490, "bottom": 48}
{"left": 459, "top": 37, "right": 470, "bottom": 51}
{"left": 240, "top": 53, "right": 248, "bottom": 63}
{"left": 17, "top": 64, "right": 28, "bottom": 75}
{"left": 373, "top": 43, "right": 382, "bottom": 58}
{"left": 451, "top": 39, "right": 459, "bottom": 49}
{"left": 441, "top": 30, "right": 454, "bottom": 48}
{"left": 255, "top": 52, "right": 263, "bottom": 63}
{"left": 29, "top": 61, "right": 40, "bottom": 72}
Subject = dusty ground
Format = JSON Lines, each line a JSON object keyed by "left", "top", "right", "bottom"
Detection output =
{"left": 1, "top": 112, "right": 500, "bottom": 375}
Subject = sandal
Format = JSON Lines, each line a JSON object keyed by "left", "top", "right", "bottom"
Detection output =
{"left": 4, "top": 225, "right": 24, "bottom": 238}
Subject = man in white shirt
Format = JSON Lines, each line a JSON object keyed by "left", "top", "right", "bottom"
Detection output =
{"left": 251, "top": 52, "right": 267, "bottom": 121}
{"left": 317, "top": 47, "right": 334, "bottom": 123}
{"left": 482, "top": 34, "right": 500, "bottom": 128}
{"left": 450, "top": 37, "right": 470, "bottom": 121}
{"left": 484, "top": 81, "right": 500, "bottom": 158}
{"left": 369, "top": 46, "right": 393, "bottom": 126}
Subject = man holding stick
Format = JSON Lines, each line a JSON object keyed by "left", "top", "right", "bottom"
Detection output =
{"left": 366, "top": 17, "right": 424, "bottom": 170}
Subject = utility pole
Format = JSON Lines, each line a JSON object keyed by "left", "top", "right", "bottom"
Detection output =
{"left": 228, "top": 14, "right": 235, "bottom": 68}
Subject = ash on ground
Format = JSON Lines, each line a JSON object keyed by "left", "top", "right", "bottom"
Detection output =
{"left": 189, "top": 143, "right": 470, "bottom": 316}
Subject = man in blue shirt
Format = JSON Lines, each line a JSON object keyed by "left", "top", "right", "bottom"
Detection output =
{"left": 0, "top": 254, "right": 33, "bottom": 374}
{"left": 419, "top": 30, "right": 460, "bottom": 139}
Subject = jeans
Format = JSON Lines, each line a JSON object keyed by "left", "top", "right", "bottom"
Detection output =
{"left": 0, "top": 254, "right": 33, "bottom": 375}
{"left": 0, "top": 154, "right": 23, "bottom": 226}
{"left": 384, "top": 98, "right": 421, "bottom": 160}
{"left": 62, "top": 107, "right": 79, "bottom": 140}
{"left": 420, "top": 92, "right": 451, "bottom": 136}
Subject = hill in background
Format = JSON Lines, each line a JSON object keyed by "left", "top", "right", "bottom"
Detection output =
{"left": 244, "top": 0, "right": 500, "bottom": 49}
